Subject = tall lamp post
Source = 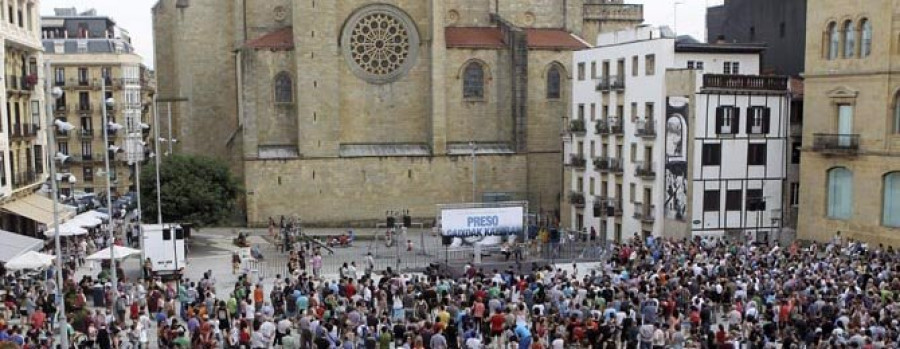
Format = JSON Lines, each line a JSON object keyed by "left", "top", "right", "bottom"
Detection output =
{"left": 100, "top": 79, "right": 118, "bottom": 294}
{"left": 469, "top": 141, "right": 477, "bottom": 203}
{"left": 44, "top": 62, "right": 71, "bottom": 349}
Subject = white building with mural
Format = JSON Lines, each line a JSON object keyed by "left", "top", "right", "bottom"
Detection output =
{"left": 565, "top": 26, "right": 789, "bottom": 242}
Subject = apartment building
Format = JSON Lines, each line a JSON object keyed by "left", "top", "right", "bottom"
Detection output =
{"left": 566, "top": 26, "right": 790, "bottom": 242}
{"left": 0, "top": 0, "right": 60, "bottom": 238}
{"left": 41, "top": 8, "right": 153, "bottom": 198}
{"left": 798, "top": 0, "right": 900, "bottom": 246}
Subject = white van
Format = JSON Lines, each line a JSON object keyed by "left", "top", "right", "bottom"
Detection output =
{"left": 142, "top": 224, "right": 186, "bottom": 278}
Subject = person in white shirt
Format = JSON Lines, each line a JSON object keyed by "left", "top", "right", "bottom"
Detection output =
{"left": 550, "top": 334, "right": 565, "bottom": 349}
{"left": 466, "top": 334, "right": 483, "bottom": 349}
{"left": 258, "top": 318, "right": 277, "bottom": 346}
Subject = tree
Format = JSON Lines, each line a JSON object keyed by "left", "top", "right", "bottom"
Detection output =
{"left": 139, "top": 154, "right": 240, "bottom": 227}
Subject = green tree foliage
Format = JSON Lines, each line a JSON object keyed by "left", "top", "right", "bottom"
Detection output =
{"left": 140, "top": 154, "right": 240, "bottom": 226}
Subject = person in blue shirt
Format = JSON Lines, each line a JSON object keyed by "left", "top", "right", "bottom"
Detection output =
{"left": 514, "top": 321, "right": 531, "bottom": 348}
{"left": 296, "top": 292, "right": 309, "bottom": 314}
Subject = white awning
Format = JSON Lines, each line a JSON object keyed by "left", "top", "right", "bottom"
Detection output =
{"left": 0, "top": 230, "right": 44, "bottom": 263}
{"left": 1, "top": 194, "right": 75, "bottom": 226}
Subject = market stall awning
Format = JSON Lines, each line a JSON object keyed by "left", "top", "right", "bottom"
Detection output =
{"left": 1, "top": 194, "right": 74, "bottom": 225}
{"left": 0, "top": 230, "right": 44, "bottom": 263}
{"left": 5, "top": 250, "right": 54, "bottom": 270}
{"left": 86, "top": 245, "right": 141, "bottom": 261}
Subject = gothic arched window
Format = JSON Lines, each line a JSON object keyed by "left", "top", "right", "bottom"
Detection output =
{"left": 274, "top": 72, "right": 293, "bottom": 104}
{"left": 463, "top": 62, "right": 485, "bottom": 99}
{"left": 547, "top": 65, "right": 562, "bottom": 99}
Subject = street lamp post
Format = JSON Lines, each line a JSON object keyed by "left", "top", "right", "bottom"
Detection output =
{"left": 44, "top": 62, "right": 70, "bottom": 349}
{"left": 469, "top": 141, "right": 477, "bottom": 203}
{"left": 673, "top": 1, "right": 685, "bottom": 35}
{"left": 100, "top": 79, "right": 117, "bottom": 295}
{"left": 152, "top": 95, "right": 163, "bottom": 224}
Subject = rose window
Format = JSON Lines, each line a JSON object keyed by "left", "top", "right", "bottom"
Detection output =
{"left": 342, "top": 5, "right": 419, "bottom": 84}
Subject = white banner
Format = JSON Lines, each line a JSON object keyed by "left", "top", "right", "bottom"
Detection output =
{"left": 441, "top": 206, "right": 524, "bottom": 237}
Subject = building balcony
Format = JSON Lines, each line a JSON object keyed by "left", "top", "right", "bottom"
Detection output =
{"left": 56, "top": 129, "right": 69, "bottom": 138}
{"left": 609, "top": 75, "right": 625, "bottom": 90}
{"left": 78, "top": 103, "right": 93, "bottom": 112}
{"left": 594, "top": 157, "right": 610, "bottom": 172}
{"left": 636, "top": 118, "right": 656, "bottom": 138}
{"left": 6, "top": 74, "right": 36, "bottom": 93}
{"left": 8, "top": 124, "right": 22, "bottom": 139}
{"left": 12, "top": 170, "right": 38, "bottom": 189}
{"left": 633, "top": 203, "right": 656, "bottom": 223}
{"left": 569, "top": 119, "right": 586, "bottom": 135}
{"left": 595, "top": 75, "right": 626, "bottom": 91}
{"left": 595, "top": 77, "right": 610, "bottom": 91}
{"left": 702, "top": 74, "right": 788, "bottom": 91}
{"left": 568, "top": 154, "right": 587, "bottom": 169}
{"left": 607, "top": 198, "right": 623, "bottom": 217}
{"left": 72, "top": 153, "right": 103, "bottom": 163}
{"left": 609, "top": 158, "right": 623, "bottom": 174}
{"left": 54, "top": 105, "right": 68, "bottom": 116}
{"left": 68, "top": 78, "right": 100, "bottom": 90}
{"left": 812, "top": 133, "right": 859, "bottom": 155}
{"left": 22, "top": 123, "right": 38, "bottom": 137}
{"left": 570, "top": 191, "right": 586, "bottom": 207}
{"left": 596, "top": 120, "right": 610, "bottom": 134}
{"left": 80, "top": 128, "right": 94, "bottom": 138}
{"left": 610, "top": 119, "right": 624, "bottom": 135}
{"left": 106, "top": 128, "right": 120, "bottom": 138}
{"left": 635, "top": 161, "right": 656, "bottom": 178}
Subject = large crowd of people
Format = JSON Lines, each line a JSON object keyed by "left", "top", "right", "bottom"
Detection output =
{"left": 3, "top": 227, "right": 900, "bottom": 349}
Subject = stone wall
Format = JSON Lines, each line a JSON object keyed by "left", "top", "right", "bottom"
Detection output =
{"left": 245, "top": 154, "right": 528, "bottom": 226}
{"left": 444, "top": 48, "right": 513, "bottom": 144}
{"left": 798, "top": 0, "right": 900, "bottom": 246}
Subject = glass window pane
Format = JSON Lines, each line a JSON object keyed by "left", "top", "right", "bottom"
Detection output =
{"left": 844, "top": 21, "right": 856, "bottom": 58}
{"left": 885, "top": 173, "right": 900, "bottom": 227}
{"left": 547, "top": 67, "right": 561, "bottom": 99}
{"left": 463, "top": 63, "right": 484, "bottom": 99}
{"left": 828, "top": 168, "right": 853, "bottom": 219}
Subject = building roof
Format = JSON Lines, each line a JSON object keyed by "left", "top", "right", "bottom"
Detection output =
{"left": 42, "top": 39, "right": 135, "bottom": 54}
{"left": 244, "top": 27, "right": 294, "bottom": 50}
{"left": 445, "top": 27, "right": 505, "bottom": 49}
{"left": 524, "top": 29, "right": 590, "bottom": 50}
{"left": 445, "top": 27, "right": 589, "bottom": 50}
{"left": 675, "top": 36, "right": 766, "bottom": 54}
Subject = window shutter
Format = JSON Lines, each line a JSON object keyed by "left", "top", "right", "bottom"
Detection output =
{"left": 746, "top": 108, "right": 754, "bottom": 134}
{"left": 732, "top": 107, "right": 741, "bottom": 134}
{"left": 715, "top": 107, "right": 724, "bottom": 133}
{"left": 762, "top": 108, "right": 771, "bottom": 134}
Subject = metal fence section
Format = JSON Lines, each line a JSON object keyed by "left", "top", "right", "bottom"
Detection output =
{"left": 245, "top": 228, "right": 614, "bottom": 281}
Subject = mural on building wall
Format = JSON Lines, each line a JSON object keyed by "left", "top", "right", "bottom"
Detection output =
{"left": 665, "top": 97, "right": 689, "bottom": 221}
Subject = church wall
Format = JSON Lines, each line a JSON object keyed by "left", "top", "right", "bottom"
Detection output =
{"left": 292, "top": 0, "right": 339, "bottom": 157}
{"left": 241, "top": 50, "right": 298, "bottom": 149}
{"left": 243, "top": 0, "right": 293, "bottom": 39}
{"left": 244, "top": 154, "right": 528, "bottom": 226}
{"left": 444, "top": 48, "right": 514, "bottom": 144}
{"left": 524, "top": 50, "right": 571, "bottom": 219}
{"left": 526, "top": 51, "right": 572, "bottom": 153}
{"left": 497, "top": 0, "right": 568, "bottom": 29}
{"left": 442, "top": 0, "right": 493, "bottom": 27}
{"left": 335, "top": 1, "right": 432, "bottom": 146}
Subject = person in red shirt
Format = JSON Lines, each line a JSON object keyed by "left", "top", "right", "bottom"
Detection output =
{"left": 30, "top": 308, "right": 46, "bottom": 330}
{"left": 489, "top": 310, "right": 505, "bottom": 338}
{"left": 345, "top": 281, "right": 356, "bottom": 299}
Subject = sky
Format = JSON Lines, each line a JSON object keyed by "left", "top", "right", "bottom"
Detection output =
{"left": 39, "top": 0, "right": 725, "bottom": 70}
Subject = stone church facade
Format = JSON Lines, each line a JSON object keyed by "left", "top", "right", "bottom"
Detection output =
{"left": 152, "top": 0, "right": 642, "bottom": 226}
